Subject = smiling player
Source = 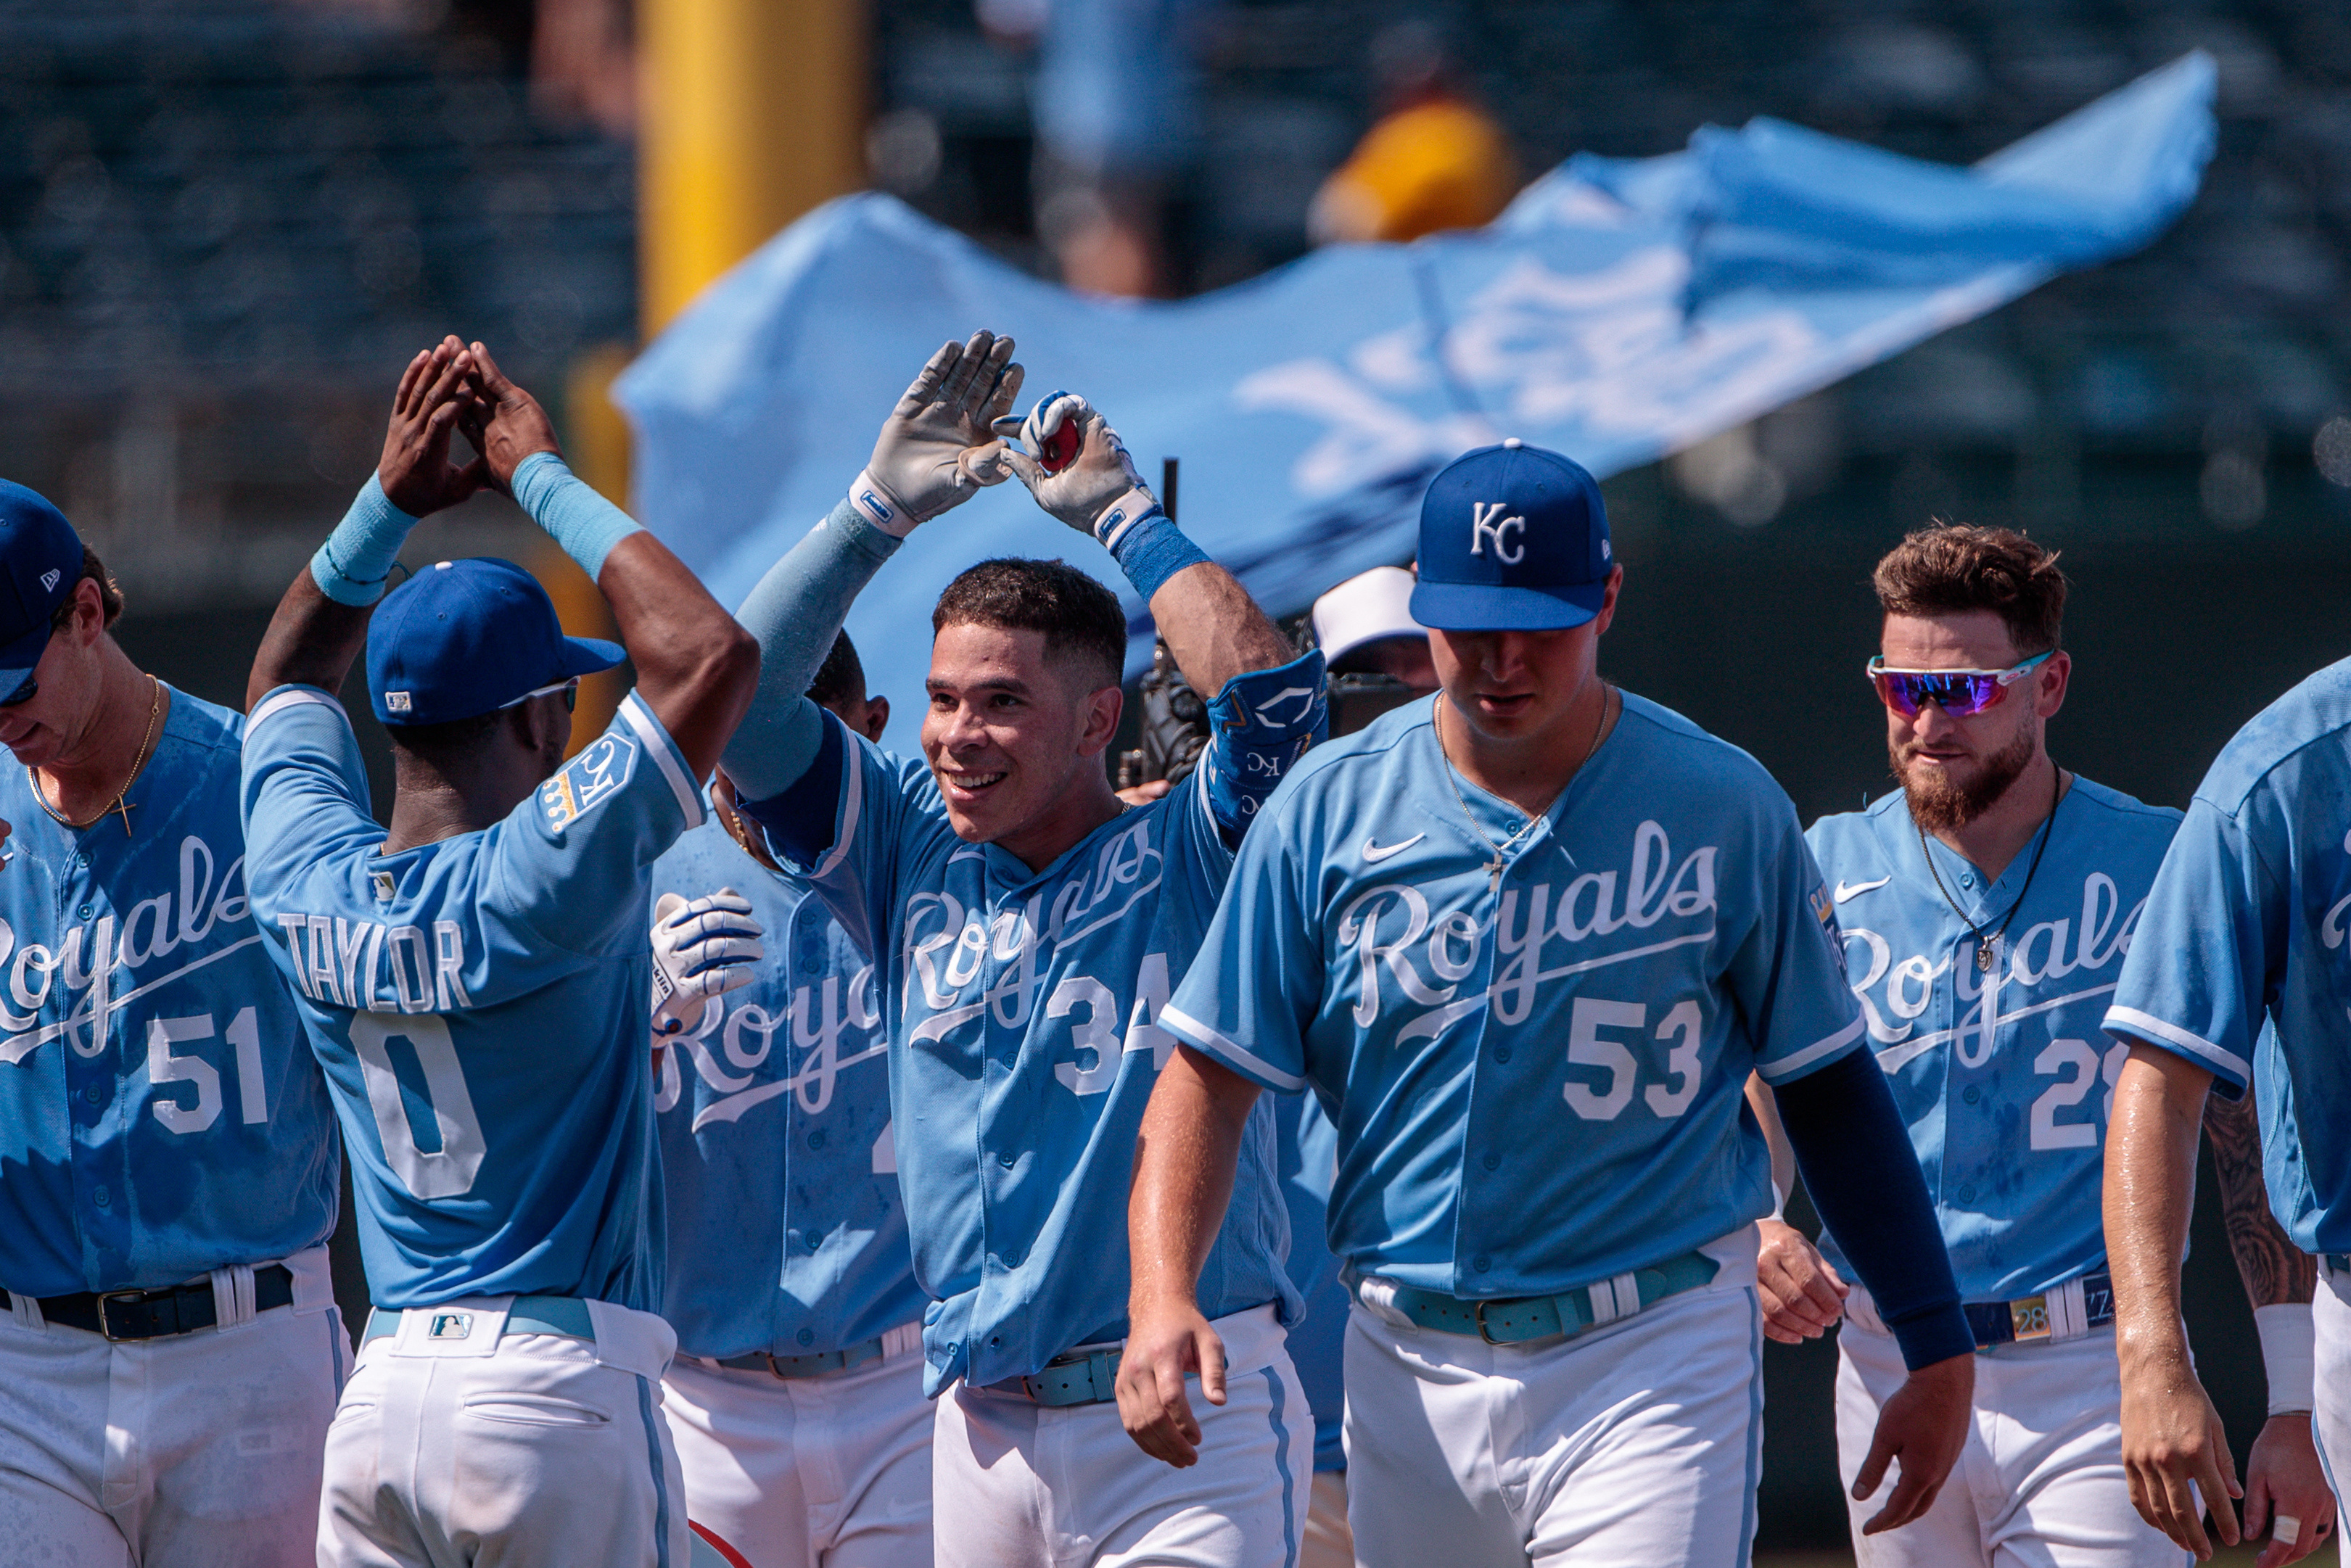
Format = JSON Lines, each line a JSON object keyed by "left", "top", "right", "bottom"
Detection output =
{"left": 1757, "top": 525, "right": 2332, "bottom": 1567}
{"left": 1127, "top": 440, "right": 1974, "bottom": 1567}
{"left": 714, "top": 334, "right": 1327, "bottom": 1567}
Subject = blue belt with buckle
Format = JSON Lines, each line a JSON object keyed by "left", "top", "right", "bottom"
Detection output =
{"left": 1961, "top": 1271, "right": 2113, "bottom": 1350}
{"left": 717, "top": 1334, "right": 889, "bottom": 1380}
{"left": 361, "top": 1295, "right": 595, "bottom": 1344}
{"left": 984, "top": 1346, "right": 1124, "bottom": 1408}
{"left": 1369, "top": 1252, "right": 1721, "bottom": 1345}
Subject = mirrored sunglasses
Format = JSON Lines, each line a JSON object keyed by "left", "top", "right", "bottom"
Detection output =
{"left": 1867, "top": 649, "right": 2053, "bottom": 718}
{"left": 500, "top": 677, "right": 580, "bottom": 713}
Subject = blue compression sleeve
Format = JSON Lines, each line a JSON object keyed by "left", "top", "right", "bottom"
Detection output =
{"left": 511, "top": 452, "right": 643, "bottom": 579}
{"left": 1776, "top": 1049, "right": 1975, "bottom": 1369}
{"left": 309, "top": 475, "right": 419, "bottom": 605}
{"left": 720, "top": 495, "right": 902, "bottom": 799}
{"left": 1105, "top": 506, "right": 1210, "bottom": 602}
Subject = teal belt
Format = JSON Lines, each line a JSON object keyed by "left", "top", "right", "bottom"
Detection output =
{"left": 985, "top": 1346, "right": 1124, "bottom": 1408}
{"left": 716, "top": 1334, "right": 888, "bottom": 1380}
{"left": 361, "top": 1295, "right": 595, "bottom": 1345}
{"left": 1370, "top": 1252, "right": 1720, "bottom": 1345}
{"left": 2326, "top": 1253, "right": 2350, "bottom": 1274}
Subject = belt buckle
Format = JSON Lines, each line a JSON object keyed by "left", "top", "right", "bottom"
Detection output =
{"left": 1473, "top": 1299, "right": 1505, "bottom": 1345}
{"left": 2008, "top": 1293, "right": 2051, "bottom": 1343}
{"left": 96, "top": 1290, "right": 147, "bottom": 1341}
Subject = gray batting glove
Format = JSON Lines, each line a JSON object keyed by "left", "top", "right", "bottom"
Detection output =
{"left": 997, "top": 391, "right": 1161, "bottom": 550}
{"left": 852, "top": 330, "right": 1026, "bottom": 535}
{"left": 651, "top": 888, "right": 764, "bottom": 1038}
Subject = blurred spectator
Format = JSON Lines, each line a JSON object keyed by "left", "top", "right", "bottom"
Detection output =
{"left": 1312, "top": 563, "right": 1435, "bottom": 688}
{"left": 1309, "top": 20, "right": 1517, "bottom": 245}
{"left": 984, "top": 0, "right": 1216, "bottom": 295}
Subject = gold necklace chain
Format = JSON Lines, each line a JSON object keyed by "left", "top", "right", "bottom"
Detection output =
{"left": 29, "top": 675, "right": 162, "bottom": 836}
{"left": 1436, "top": 681, "right": 1611, "bottom": 891}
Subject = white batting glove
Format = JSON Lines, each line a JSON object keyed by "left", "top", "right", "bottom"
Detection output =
{"left": 997, "top": 391, "right": 1161, "bottom": 550}
{"left": 651, "top": 889, "right": 764, "bottom": 1038}
{"left": 850, "top": 330, "right": 1026, "bottom": 535}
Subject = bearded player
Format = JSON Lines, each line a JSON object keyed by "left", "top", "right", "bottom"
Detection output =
{"left": 240, "top": 339, "right": 757, "bottom": 1566}
{"left": 1754, "top": 524, "right": 2333, "bottom": 1567}
{"left": 1128, "top": 439, "right": 1976, "bottom": 1567}
{"left": 714, "top": 331, "right": 1327, "bottom": 1566}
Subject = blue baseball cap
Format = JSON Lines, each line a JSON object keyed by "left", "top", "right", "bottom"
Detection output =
{"left": 366, "top": 558, "right": 623, "bottom": 727}
{"left": 1409, "top": 439, "right": 1613, "bottom": 632}
{"left": 0, "top": 481, "right": 90, "bottom": 702}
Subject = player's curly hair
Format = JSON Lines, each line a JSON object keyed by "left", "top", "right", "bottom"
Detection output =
{"left": 51, "top": 546, "right": 123, "bottom": 630}
{"left": 932, "top": 558, "right": 1126, "bottom": 690}
{"left": 1872, "top": 524, "right": 2065, "bottom": 656}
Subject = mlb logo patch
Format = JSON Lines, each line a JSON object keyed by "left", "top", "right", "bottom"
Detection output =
{"left": 370, "top": 870, "right": 396, "bottom": 902}
{"left": 385, "top": 691, "right": 412, "bottom": 714}
{"left": 428, "top": 1311, "right": 473, "bottom": 1340}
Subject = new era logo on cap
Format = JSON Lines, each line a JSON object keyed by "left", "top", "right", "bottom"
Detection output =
{"left": 38, "top": 569, "right": 59, "bottom": 592}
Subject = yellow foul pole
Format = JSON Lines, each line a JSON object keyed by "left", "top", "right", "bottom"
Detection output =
{"left": 545, "top": 0, "right": 868, "bottom": 751}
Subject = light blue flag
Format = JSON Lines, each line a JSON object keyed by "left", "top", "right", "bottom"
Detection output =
{"left": 617, "top": 52, "right": 2212, "bottom": 719}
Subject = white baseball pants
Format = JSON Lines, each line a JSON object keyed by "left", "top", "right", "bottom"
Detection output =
{"left": 319, "top": 1296, "right": 688, "bottom": 1568}
{"left": 1341, "top": 1275, "right": 1766, "bottom": 1567}
{"left": 662, "top": 1326, "right": 931, "bottom": 1568}
{"left": 1835, "top": 1294, "right": 2189, "bottom": 1568}
{"left": 0, "top": 1245, "right": 345, "bottom": 1568}
{"left": 931, "top": 1303, "right": 1309, "bottom": 1568}
{"left": 2315, "top": 1260, "right": 2351, "bottom": 1566}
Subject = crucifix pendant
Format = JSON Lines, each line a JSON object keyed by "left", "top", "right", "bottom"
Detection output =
{"left": 1486, "top": 857, "right": 1504, "bottom": 891}
{"left": 110, "top": 796, "right": 134, "bottom": 835}
{"left": 1975, "top": 938, "right": 1996, "bottom": 973}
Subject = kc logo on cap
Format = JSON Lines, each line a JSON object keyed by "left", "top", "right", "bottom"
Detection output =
{"left": 1410, "top": 439, "right": 1614, "bottom": 633}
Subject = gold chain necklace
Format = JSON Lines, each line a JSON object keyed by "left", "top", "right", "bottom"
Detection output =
{"left": 1436, "top": 682, "right": 1611, "bottom": 892}
{"left": 29, "top": 675, "right": 162, "bottom": 836}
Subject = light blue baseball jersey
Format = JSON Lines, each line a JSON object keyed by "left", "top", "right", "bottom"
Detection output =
{"left": 1276, "top": 1091, "right": 1348, "bottom": 1473}
{"left": 0, "top": 687, "right": 337, "bottom": 1298}
{"left": 241, "top": 685, "right": 707, "bottom": 1311}
{"left": 747, "top": 653, "right": 1326, "bottom": 1395}
{"left": 651, "top": 819, "right": 923, "bottom": 1359}
{"left": 2105, "top": 656, "right": 2351, "bottom": 1251}
{"left": 1160, "top": 691, "right": 1864, "bottom": 1295}
{"left": 1807, "top": 778, "right": 2179, "bottom": 1302}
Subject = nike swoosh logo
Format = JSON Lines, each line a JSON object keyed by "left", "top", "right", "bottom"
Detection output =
{"left": 1834, "top": 877, "right": 1891, "bottom": 903}
{"left": 1362, "top": 834, "right": 1426, "bottom": 864}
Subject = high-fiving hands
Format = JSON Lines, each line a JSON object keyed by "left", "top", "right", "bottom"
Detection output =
{"left": 378, "top": 337, "right": 489, "bottom": 516}
{"left": 857, "top": 331, "right": 1026, "bottom": 531}
{"left": 997, "top": 392, "right": 1160, "bottom": 548}
{"left": 651, "top": 889, "right": 765, "bottom": 1039}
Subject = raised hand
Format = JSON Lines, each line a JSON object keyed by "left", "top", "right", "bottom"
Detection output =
{"left": 861, "top": 331, "right": 1024, "bottom": 526}
{"left": 651, "top": 889, "right": 765, "bottom": 1039}
{"left": 378, "top": 337, "right": 487, "bottom": 516}
{"left": 457, "top": 340, "right": 562, "bottom": 493}
{"left": 998, "top": 392, "right": 1156, "bottom": 544}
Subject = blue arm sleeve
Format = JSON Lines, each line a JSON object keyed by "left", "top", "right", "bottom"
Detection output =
{"left": 718, "top": 496, "right": 902, "bottom": 800}
{"left": 1776, "top": 1049, "right": 1975, "bottom": 1369}
{"left": 510, "top": 453, "right": 643, "bottom": 579}
{"left": 309, "top": 475, "right": 419, "bottom": 605}
{"left": 736, "top": 711, "right": 846, "bottom": 870}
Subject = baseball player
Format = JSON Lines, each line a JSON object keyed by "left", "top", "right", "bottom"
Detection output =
{"left": 712, "top": 332, "right": 1328, "bottom": 1566}
{"left": 0, "top": 481, "right": 342, "bottom": 1566}
{"left": 2103, "top": 649, "right": 2351, "bottom": 1561}
{"left": 1127, "top": 439, "right": 1980, "bottom": 1567}
{"left": 651, "top": 629, "right": 937, "bottom": 1568}
{"left": 239, "top": 339, "right": 758, "bottom": 1567}
{"left": 1753, "top": 524, "right": 2334, "bottom": 1567}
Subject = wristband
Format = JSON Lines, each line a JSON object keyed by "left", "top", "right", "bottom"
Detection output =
{"left": 1105, "top": 506, "right": 1210, "bottom": 603}
{"left": 309, "top": 474, "right": 419, "bottom": 606}
{"left": 1090, "top": 484, "right": 1159, "bottom": 551}
{"left": 847, "top": 469, "right": 921, "bottom": 537}
{"left": 2254, "top": 1303, "right": 2315, "bottom": 1414}
{"left": 511, "top": 452, "right": 643, "bottom": 578}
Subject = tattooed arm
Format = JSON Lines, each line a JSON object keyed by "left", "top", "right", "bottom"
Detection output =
{"left": 2204, "top": 1087, "right": 2335, "bottom": 1567}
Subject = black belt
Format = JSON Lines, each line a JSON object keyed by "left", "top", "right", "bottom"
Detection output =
{"left": 1962, "top": 1270, "right": 2112, "bottom": 1349}
{"left": 4, "top": 1265, "right": 295, "bottom": 1341}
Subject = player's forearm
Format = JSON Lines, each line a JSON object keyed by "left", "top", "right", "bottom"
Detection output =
{"left": 2202, "top": 1082, "right": 2315, "bottom": 1308}
{"left": 1148, "top": 560, "right": 1297, "bottom": 700}
{"left": 1744, "top": 1073, "right": 1796, "bottom": 1215}
{"left": 1775, "top": 1047, "right": 1973, "bottom": 1369}
{"left": 596, "top": 531, "right": 759, "bottom": 780}
{"left": 720, "top": 498, "right": 902, "bottom": 799}
{"left": 2104, "top": 1046, "right": 2207, "bottom": 1371}
{"left": 249, "top": 562, "right": 374, "bottom": 709}
{"left": 1129, "top": 1046, "right": 1261, "bottom": 1316}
